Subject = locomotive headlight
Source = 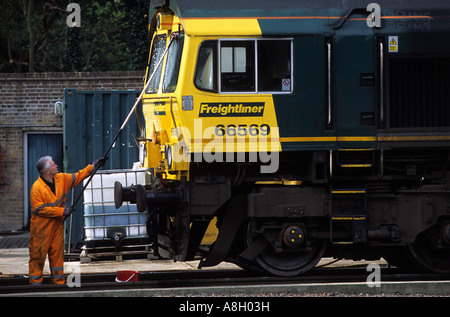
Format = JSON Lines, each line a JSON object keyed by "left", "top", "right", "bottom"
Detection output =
{"left": 139, "top": 142, "right": 147, "bottom": 166}
{"left": 165, "top": 144, "right": 173, "bottom": 169}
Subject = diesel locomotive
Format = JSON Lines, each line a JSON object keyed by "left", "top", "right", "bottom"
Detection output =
{"left": 114, "top": 0, "right": 450, "bottom": 276}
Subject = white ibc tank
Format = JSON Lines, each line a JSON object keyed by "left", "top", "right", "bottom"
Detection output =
{"left": 83, "top": 169, "right": 148, "bottom": 241}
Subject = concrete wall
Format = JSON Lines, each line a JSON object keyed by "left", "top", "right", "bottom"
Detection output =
{"left": 0, "top": 71, "right": 145, "bottom": 232}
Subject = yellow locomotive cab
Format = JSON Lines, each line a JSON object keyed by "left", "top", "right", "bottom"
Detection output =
{"left": 140, "top": 10, "right": 286, "bottom": 181}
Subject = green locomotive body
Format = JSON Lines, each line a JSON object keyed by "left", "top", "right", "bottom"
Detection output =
{"left": 114, "top": 0, "right": 450, "bottom": 275}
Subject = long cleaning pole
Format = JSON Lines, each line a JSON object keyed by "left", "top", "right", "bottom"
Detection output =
{"left": 62, "top": 34, "right": 176, "bottom": 223}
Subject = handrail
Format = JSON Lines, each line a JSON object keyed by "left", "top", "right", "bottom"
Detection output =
{"left": 332, "top": 8, "right": 366, "bottom": 29}
{"left": 379, "top": 42, "right": 384, "bottom": 125}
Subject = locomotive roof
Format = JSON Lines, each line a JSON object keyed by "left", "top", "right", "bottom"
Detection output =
{"left": 150, "top": 0, "right": 450, "bottom": 36}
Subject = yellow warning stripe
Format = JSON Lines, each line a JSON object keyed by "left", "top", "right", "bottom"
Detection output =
{"left": 280, "top": 136, "right": 337, "bottom": 142}
{"left": 331, "top": 190, "right": 366, "bottom": 194}
{"left": 280, "top": 135, "right": 450, "bottom": 143}
{"left": 340, "top": 164, "right": 372, "bottom": 168}
{"left": 332, "top": 216, "right": 366, "bottom": 221}
{"left": 378, "top": 135, "right": 450, "bottom": 142}
{"left": 280, "top": 136, "right": 376, "bottom": 142}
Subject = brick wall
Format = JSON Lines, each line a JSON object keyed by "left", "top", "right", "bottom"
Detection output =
{"left": 0, "top": 71, "right": 144, "bottom": 232}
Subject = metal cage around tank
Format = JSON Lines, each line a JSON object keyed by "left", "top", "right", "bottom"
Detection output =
{"left": 83, "top": 169, "right": 149, "bottom": 243}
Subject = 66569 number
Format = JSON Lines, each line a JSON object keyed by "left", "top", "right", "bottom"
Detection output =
{"left": 215, "top": 124, "right": 271, "bottom": 137}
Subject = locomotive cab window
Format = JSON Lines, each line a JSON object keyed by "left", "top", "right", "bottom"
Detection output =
{"left": 195, "top": 38, "right": 293, "bottom": 94}
{"left": 258, "top": 40, "right": 292, "bottom": 92}
{"left": 163, "top": 32, "right": 185, "bottom": 93}
{"left": 146, "top": 34, "right": 167, "bottom": 93}
{"left": 220, "top": 41, "right": 256, "bottom": 92}
{"left": 195, "top": 41, "right": 217, "bottom": 92}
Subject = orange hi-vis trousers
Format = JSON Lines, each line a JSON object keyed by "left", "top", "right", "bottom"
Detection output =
{"left": 28, "top": 218, "right": 65, "bottom": 284}
{"left": 29, "top": 165, "right": 92, "bottom": 285}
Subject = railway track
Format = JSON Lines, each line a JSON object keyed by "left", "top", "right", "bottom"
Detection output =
{"left": 1, "top": 266, "right": 450, "bottom": 296}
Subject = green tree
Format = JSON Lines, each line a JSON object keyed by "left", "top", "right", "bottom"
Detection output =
{"left": 0, "top": 0, "right": 29, "bottom": 72}
{"left": 125, "top": 0, "right": 150, "bottom": 71}
{"left": 1, "top": 0, "right": 152, "bottom": 73}
{"left": 65, "top": 26, "right": 83, "bottom": 71}
{"left": 19, "top": 0, "right": 36, "bottom": 72}
{"left": 81, "top": 0, "right": 130, "bottom": 71}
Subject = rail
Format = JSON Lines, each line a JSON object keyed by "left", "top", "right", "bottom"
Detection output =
{"left": 2, "top": 267, "right": 450, "bottom": 296}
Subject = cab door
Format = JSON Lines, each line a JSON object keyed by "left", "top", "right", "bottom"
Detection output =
{"left": 333, "top": 18, "right": 376, "bottom": 149}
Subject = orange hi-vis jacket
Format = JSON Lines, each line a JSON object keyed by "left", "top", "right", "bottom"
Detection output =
{"left": 29, "top": 164, "right": 93, "bottom": 285}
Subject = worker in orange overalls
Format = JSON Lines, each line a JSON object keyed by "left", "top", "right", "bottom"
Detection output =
{"left": 29, "top": 155, "right": 106, "bottom": 285}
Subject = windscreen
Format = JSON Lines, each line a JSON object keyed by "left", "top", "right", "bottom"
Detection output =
{"left": 146, "top": 34, "right": 167, "bottom": 93}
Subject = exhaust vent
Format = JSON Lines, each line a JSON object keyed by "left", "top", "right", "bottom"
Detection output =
{"left": 389, "top": 57, "right": 450, "bottom": 128}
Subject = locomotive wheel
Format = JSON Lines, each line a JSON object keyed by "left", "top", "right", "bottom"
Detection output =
{"left": 408, "top": 224, "right": 450, "bottom": 273}
{"left": 246, "top": 223, "right": 326, "bottom": 277}
{"left": 383, "top": 247, "right": 423, "bottom": 272}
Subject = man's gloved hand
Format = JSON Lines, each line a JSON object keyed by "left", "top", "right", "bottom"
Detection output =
{"left": 63, "top": 207, "right": 74, "bottom": 217}
{"left": 93, "top": 156, "right": 108, "bottom": 169}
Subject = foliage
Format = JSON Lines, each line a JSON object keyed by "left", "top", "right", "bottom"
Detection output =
{"left": 124, "top": 0, "right": 151, "bottom": 71}
{"left": 0, "top": 0, "right": 151, "bottom": 72}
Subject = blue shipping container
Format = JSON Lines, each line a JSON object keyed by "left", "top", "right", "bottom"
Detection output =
{"left": 63, "top": 88, "right": 144, "bottom": 250}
